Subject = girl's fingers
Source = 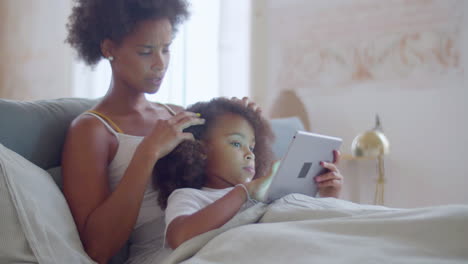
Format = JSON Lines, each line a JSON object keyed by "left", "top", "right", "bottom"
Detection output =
{"left": 268, "top": 160, "right": 281, "bottom": 177}
{"left": 320, "top": 161, "right": 338, "bottom": 172}
{"left": 333, "top": 150, "right": 341, "bottom": 164}
{"left": 315, "top": 171, "right": 342, "bottom": 183}
{"left": 318, "top": 179, "right": 341, "bottom": 188}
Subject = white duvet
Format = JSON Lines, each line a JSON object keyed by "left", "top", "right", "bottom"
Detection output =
{"left": 162, "top": 194, "right": 468, "bottom": 264}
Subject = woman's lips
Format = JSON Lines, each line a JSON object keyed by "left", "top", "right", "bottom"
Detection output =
{"left": 148, "top": 77, "right": 163, "bottom": 86}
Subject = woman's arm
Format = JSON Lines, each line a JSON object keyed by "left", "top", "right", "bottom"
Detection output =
{"left": 166, "top": 185, "right": 248, "bottom": 249}
{"left": 63, "top": 111, "right": 204, "bottom": 263}
{"left": 62, "top": 116, "right": 155, "bottom": 263}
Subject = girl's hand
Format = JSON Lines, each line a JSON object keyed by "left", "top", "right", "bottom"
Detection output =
{"left": 230, "top": 97, "right": 262, "bottom": 114}
{"left": 138, "top": 111, "right": 205, "bottom": 162}
{"left": 315, "top": 150, "right": 343, "bottom": 198}
{"left": 245, "top": 160, "right": 281, "bottom": 202}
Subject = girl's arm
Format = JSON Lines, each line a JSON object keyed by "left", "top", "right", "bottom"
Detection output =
{"left": 166, "top": 185, "right": 248, "bottom": 249}
{"left": 166, "top": 157, "right": 278, "bottom": 249}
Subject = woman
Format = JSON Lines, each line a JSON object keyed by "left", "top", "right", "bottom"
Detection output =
{"left": 63, "top": 0, "right": 203, "bottom": 263}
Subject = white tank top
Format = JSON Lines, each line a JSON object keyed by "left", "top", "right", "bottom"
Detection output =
{"left": 84, "top": 106, "right": 175, "bottom": 263}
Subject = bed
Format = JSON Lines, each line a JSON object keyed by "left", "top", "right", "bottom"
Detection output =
{"left": 1, "top": 97, "right": 467, "bottom": 264}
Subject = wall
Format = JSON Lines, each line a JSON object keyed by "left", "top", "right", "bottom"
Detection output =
{"left": 1, "top": 1, "right": 466, "bottom": 208}
{"left": 251, "top": 0, "right": 468, "bottom": 208}
{"left": 218, "top": 0, "right": 251, "bottom": 99}
{"left": 0, "top": 1, "right": 74, "bottom": 100}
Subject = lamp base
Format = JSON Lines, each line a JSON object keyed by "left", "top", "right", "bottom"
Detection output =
{"left": 374, "top": 155, "right": 385, "bottom": 205}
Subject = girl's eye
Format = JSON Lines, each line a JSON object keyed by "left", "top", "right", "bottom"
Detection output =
{"left": 230, "top": 142, "right": 241, "bottom": 148}
{"left": 162, "top": 48, "right": 170, "bottom": 54}
{"left": 249, "top": 146, "right": 255, "bottom": 152}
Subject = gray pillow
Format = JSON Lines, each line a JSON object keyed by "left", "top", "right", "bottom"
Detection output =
{"left": 270, "top": 117, "right": 305, "bottom": 159}
{"left": 0, "top": 98, "right": 97, "bottom": 170}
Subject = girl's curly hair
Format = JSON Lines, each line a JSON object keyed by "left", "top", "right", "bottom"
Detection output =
{"left": 66, "top": 0, "right": 190, "bottom": 66}
{"left": 153, "top": 98, "right": 276, "bottom": 209}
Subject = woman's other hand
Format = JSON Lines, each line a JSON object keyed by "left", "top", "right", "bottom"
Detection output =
{"left": 138, "top": 111, "right": 205, "bottom": 162}
{"left": 230, "top": 96, "right": 262, "bottom": 114}
{"left": 315, "top": 150, "right": 343, "bottom": 198}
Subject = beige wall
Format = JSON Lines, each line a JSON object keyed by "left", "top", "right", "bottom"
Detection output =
{"left": 1, "top": 0, "right": 466, "bottom": 208}
{"left": 0, "top": 1, "right": 74, "bottom": 100}
{"left": 251, "top": 0, "right": 468, "bottom": 208}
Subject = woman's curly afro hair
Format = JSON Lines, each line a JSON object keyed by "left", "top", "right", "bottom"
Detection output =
{"left": 153, "top": 98, "right": 276, "bottom": 209}
{"left": 66, "top": 0, "right": 190, "bottom": 66}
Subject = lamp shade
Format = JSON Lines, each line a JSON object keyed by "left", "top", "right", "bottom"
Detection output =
{"left": 351, "top": 115, "right": 390, "bottom": 157}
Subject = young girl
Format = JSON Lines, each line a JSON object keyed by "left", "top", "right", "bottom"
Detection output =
{"left": 153, "top": 98, "right": 343, "bottom": 249}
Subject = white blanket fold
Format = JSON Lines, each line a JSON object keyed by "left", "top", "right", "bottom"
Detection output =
{"left": 162, "top": 194, "right": 468, "bottom": 264}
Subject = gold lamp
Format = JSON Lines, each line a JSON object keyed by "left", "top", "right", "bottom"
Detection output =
{"left": 351, "top": 115, "right": 390, "bottom": 205}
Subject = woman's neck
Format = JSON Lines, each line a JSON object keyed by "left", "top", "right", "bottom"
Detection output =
{"left": 102, "top": 78, "right": 151, "bottom": 114}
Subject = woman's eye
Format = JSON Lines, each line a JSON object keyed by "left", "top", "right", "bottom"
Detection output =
{"left": 249, "top": 146, "right": 255, "bottom": 152}
{"left": 162, "top": 48, "right": 170, "bottom": 54}
{"left": 138, "top": 51, "right": 152, "bottom": 56}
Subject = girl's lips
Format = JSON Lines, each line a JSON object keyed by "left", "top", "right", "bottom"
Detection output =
{"left": 243, "top": 167, "right": 255, "bottom": 175}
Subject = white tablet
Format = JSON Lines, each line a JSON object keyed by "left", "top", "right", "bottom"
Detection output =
{"left": 260, "top": 131, "right": 342, "bottom": 202}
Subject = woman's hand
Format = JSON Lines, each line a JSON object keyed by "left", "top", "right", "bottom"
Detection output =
{"left": 315, "top": 150, "right": 343, "bottom": 198}
{"left": 138, "top": 111, "right": 205, "bottom": 162}
{"left": 230, "top": 96, "right": 262, "bottom": 114}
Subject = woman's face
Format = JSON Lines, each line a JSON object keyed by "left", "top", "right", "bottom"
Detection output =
{"left": 203, "top": 113, "right": 256, "bottom": 189}
{"left": 107, "top": 18, "right": 173, "bottom": 94}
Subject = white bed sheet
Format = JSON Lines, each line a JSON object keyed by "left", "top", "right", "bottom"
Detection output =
{"left": 162, "top": 194, "right": 468, "bottom": 264}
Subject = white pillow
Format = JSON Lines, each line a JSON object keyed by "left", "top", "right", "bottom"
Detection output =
{"left": 0, "top": 143, "right": 96, "bottom": 264}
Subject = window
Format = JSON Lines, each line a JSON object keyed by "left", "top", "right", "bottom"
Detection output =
{"left": 147, "top": 0, "right": 221, "bottom": 106}
{"left": 71, "top": 0, "right": 250, "bottom": 107}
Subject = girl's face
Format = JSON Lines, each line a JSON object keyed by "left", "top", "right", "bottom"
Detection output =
{"left": 203, "top": 113, "right": 256, "bottom": 189}
{"left": 105, "top": 18, "right": 172, "bottom": 94}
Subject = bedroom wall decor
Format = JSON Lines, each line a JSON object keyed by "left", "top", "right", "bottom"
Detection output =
{"left": 251, "top": 0, "right": 468, "bottom": 207}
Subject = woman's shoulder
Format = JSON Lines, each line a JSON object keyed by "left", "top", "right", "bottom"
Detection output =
{"left": 66, "top": 111, "right": 117, "bottom": 143}
{"left": 70, "top": 112, "right": 105, "bottom": 132}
